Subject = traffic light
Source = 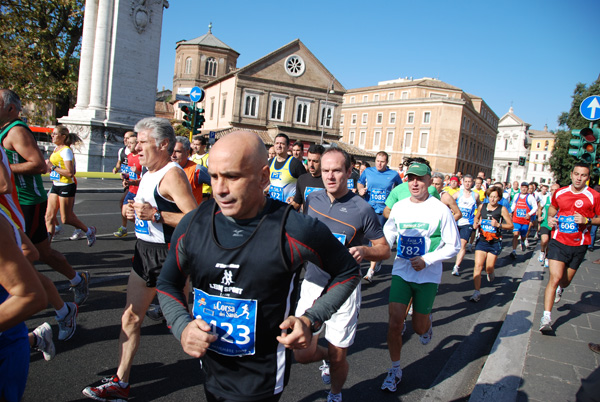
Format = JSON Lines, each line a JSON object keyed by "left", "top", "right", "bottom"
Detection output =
{"left": 179, "top": 104, "right": 194, "bottom": 130}
{"left": 518, "top": 156, "right": 526, "bottom": 166}
{"left": 194, "top": 107, "right": 205, "bottom": 131}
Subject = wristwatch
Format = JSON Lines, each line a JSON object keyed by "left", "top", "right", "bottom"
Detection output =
{"left": 153, "top": 209, "right": 162, "bottom": 223}
{"left": 51, "top": 165, "right": 57, "bottom": 171}
{"left": 303, "top": 314, "right": 322, "bottom": 334}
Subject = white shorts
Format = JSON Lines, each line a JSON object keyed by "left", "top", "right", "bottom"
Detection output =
{"left": 295, "top": 279, "right": 361, "bottom": 348}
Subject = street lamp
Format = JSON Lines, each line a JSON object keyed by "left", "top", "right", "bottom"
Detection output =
{"left": 320, "top": 80, "right": 335, "bottom": 145}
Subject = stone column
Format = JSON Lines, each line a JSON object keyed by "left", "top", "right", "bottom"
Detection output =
{"left": 87, "top": 0, "right": 115, "bottom": 113}
{"left": 74, "top": 0, "right": 99, "bottom": 109}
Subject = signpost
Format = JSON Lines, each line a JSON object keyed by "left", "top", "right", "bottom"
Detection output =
{"left": 580, "top": 95, "right": 600, "bottom": 121}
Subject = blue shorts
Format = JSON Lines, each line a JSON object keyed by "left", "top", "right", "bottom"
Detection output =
{"left": 458, "top": 225, "right": 473, "bottom": 241}
{"left": 122, "top": 191, "right": 136, "bottom": 205}
{"left": 0, "top": 337, "right": 30, "bottom": 402}
{"left": 475, "top": 238, "right": 502, "bottom": 256}
{"left": 513, "top": 222, "right": 529, "bottom": 237}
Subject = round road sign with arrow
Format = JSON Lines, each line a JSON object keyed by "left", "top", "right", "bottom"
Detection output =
{"left": 580, "top": 95, "right": 600, "bottom": 121}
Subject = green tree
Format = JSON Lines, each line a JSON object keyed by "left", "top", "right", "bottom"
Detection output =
{"left": 0, "top": 0, "right": 84, "bottom": 125}
{"left": 551, "top": 77, "right": 600, "bottom": 183}
{"left": 548, "top": 129, "right": 576, "bottom": 186}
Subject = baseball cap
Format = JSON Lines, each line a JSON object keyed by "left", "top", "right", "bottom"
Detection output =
{"left": 521, "top": 181, "right": 529, "bottom": 187}
{"left": 450, "top": 176, "right": 459, "bottom": 182}
{"left": 406, "top": 162, "right": 431, "bottom": 177}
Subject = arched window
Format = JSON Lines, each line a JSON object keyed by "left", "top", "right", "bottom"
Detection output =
{"left": 185, "top": 57, "right": 192, "bottom": 74}
{"left": 271, "top": 99, "right": 283, "bottom": 120}
{"left": 205, "top": 57, "right": 217, "bottom": 76}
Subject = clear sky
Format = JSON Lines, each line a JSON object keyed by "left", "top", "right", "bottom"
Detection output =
{"left": 157, "top": 0, "right": 599, "bottom": 132}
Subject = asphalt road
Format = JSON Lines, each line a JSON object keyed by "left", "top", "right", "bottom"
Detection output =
{"left": 23, "top": 192, "right": 535, "bottom": 401}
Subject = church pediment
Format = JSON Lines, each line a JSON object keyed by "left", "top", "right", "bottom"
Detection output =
{"left": 234, "top": 39, "right": 345, "bottom": 93}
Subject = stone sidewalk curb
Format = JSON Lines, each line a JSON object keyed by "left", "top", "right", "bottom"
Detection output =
{"left": 469, "top": 248, "right": 544, "bottom": 401}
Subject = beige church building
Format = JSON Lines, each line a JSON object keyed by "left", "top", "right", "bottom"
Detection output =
{"left": 338, "top": 78, "right": 499, "bottom": 175}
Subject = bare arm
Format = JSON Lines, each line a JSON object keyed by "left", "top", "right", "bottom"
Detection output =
{"left": 348, "top": 236, "right": 390, "bottom": 264}
{"left": 0, "top": 216, "right": 47, "bottom": 331}
{"left": 442, "top": 193, "right": 462, "bottom": 221}
{"left": 3, "top": 125, "right": 47, "bottom": 175}
{"left": 0, "top": 153, "right": 12, "bottom": 194}
{"left": 158, "top": 167, "right": 198, "bottom": 227}
{"left": 501, "top": 206, "right": 514, "bottom": 231}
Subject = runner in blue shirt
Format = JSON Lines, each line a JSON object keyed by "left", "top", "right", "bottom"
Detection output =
{"left": 358, "top": 151, "right": 402, "bottom": 282}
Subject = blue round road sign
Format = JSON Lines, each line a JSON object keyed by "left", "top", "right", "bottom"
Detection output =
{"left": 190, "top": 86, "right": 205, "bottom": 103}
{"left": 580, "top": 95, "right": 600, "bottom": 121}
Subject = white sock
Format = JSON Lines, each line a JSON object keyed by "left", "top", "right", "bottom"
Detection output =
{"left": 543, "top": 311, "right": 551, "bottom": 318}
{"left": 56, "top": 303, "right": 69, "bottom": 320}
{"left": 70, "top": 272, "right": 82, "bottom": 286}
{"left": 392, "top": 360, "right": 401, "bottom": 370}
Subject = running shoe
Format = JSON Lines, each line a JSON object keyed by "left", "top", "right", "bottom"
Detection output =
{"left": 589, "top": 343, "right": 600, "bottom": 354}
{"left": 55, "top": 225, "right": 63, "bottom": 235}
{"left": 146, "top": 304, "right": 164, "bottom": 321}
{"left": 533, "top": 233, "right": 539, "bottom": 241}
{"left": 420, "top": 315, "right": 433, "bottom": 345}
{"left": 554, "top": 286, "right": 563, "bottom": 304}
{"left": 82, "top": 375, "right": 130, "bottom": 401}
{"left": 113, "top": 226, "right": 128, "bottom": 238}
{"left": 539, "top": 315, "right": 552, "bottom": 332}
{"left": 470, "top": 290, "right": 481, "bottom": 303}
{"left": 319, "top": 360, "right": 331, "bottom": 385}
{"left": 327, "top": 392, "right": 342, "bottom": 402}
{"left": 71, "top": 271, "right": 90, "bottom": 306}
{"left": 381, "top": 368, "right": 402, "bottom": 392}
{"left": 451, "top": 266, "right": 460, "bottom": 276}
{"left": 544, "top": 258, "right": 549, "bottom": 268}
{"left": 363, "top": 270, "right": 373, "bottom": 283}
{"left": 510, "top": 250, "right": 517, "bottom": 259}
{"left": 538, "top": 251, "right": 544, "bottom": 263}
{"left": 487, "top": 271, "right": 495, "bottom": 282}
{"left": 521, "top": 241, "right": 526, "bottom": 251}
{"left": 408, "top": 305, "right": 413, "bottom": 316}
{"left": 57, "top": 302, "right": 78, "bottom": 341}
{"left": 70, "top": 229, "right": 86, "bottom": 240}
{"left": 33, "top": 322, "right": 55, "bottom": 361}
{"left": 86, "top": 226, "right": 97, "bottom": 247}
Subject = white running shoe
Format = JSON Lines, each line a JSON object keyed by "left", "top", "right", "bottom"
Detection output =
{"left": 327, "top": 392, "right": 342, "bottom": 402}
{"left": 470, "top": 290, "right": 481, "bottom": 303}
{"left": 544, "top": 258, "right": 549, "bottom": 268}
{"left": 538, "top": 251, "right": 545, "bottom": 263}
{"left": 451, "top": 266, "right": 460, "bottom": 276}
{"left": 420, "top": 315, "right": 433, "bottom": 345}
{"left": 33, "top": 322, "right": 55, "bottom": 361}
{"left": 56, "top": 302, "right": 78, "bottom": 341}
{"left": 524, "top": 239, "right": 530, "bottom": 248}
{"left": 381, "top": 368, "right": 402, "bottom": 392}
{"left": 408, "top": 305, "right": 413, "bottom": 316}
{"left": 487, "top": 271, "right": 495, "bottom": 282}
{"left": 86, "top": 226, "right": 97, "bottom": 247}
{"left": 70, "top": 229, "right": 86, "bottom": 240}
{"left": 319, "top": 360, "right": 331, "bottom": 385}
{"left": 539, "top": 315, "right": 552, "bottom": 332}
{"left": 363, "top": 270, "right": 373, "bottom": 283}
{"left": 554, "top": 286, "right": 563, "bottom": 304}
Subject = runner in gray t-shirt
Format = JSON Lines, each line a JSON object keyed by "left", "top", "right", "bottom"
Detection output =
{"left": 294, "top": 147, "right": 390, "bottom": 402}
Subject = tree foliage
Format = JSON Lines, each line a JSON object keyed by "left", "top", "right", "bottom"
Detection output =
{"left": 550, "top": 77, "right": 600, "bottom": 184}
{"left": 0, "top": 0, "right": 84, "bottom": 124}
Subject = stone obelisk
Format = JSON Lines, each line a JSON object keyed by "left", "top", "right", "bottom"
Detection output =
{"left": 59, "top": 0, "right": 169, "bottom": 172}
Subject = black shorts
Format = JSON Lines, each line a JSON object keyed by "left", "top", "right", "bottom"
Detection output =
{"left": 458, "top": 225, "right": 473, "bottom": 241}
{"left": 132, "top": 239, "right": 169, "bottom": 288}
{"left": 546, "top": 238, "right": 587, "bottom": 270}
{"left": 21, "top": 201, "right": 48, "bottom": 244}
{"left": 539, "top": 227, "right": 551, "bottom": 237}
{"left": 49, "top": 183, "right": 77, "bottom": 197}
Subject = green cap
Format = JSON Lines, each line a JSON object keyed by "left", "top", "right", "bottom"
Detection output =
{"left": 406, "top": 162, "right": 431, "bottom": 177}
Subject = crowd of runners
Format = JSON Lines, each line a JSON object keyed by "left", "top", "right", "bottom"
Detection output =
{"left": 2, "top": 87, "right": 599, "bottom": 402}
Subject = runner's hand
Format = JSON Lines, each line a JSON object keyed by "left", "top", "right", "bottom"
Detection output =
{"left": 277, "top": 315, "right": 312, "bottom": 349}
{"left": 409, "top": 256, "right": 426, "bottom": 271}
{"left": 180, "top": 318, "right": 218, "bottom": 358}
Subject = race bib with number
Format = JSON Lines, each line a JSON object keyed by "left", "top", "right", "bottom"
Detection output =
{"left": 134, "top": 213, "right": 150, "bottom": 235}
{"left": 558, "top": 215, "right": 578, "bottom": 234}
{"left": 120, "top": 165, "right": 129, "bottom": 174}
{"left": 480, "top": 218, "right": 495, "bottom": 233}
{"left": 460, "top": 207, "right": 473, "bottom": 219}
{"left": 397, "top": 235, "right": 426, "bottom": 259}
{"left": 304, "top": 186, "right": 324, "bottom": 199}
{"left": 49, "top": 170, "right": 60, "bottom": 181}
{"left": 269, "top": 185, "right": 284, "bottom": 201}
{"left": 516, "top": 208, "right": 527, "bottom": 218}
{"left": 193, "top": 288, "right": 257, "bottom": 356}
{"left": 347, "top": 179, "right": 354, "bottom": 190}
{"left": 333, "top": 233, "right": 346, "bottom": 245}
{"left": 370, "top": 188, "right": 388, "bottom": 202}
